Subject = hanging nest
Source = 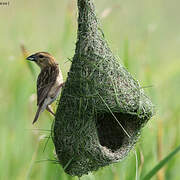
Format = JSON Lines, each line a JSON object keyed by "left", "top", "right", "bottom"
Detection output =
{"left": 53, "top": 0, "right": 154, "bottom": 177}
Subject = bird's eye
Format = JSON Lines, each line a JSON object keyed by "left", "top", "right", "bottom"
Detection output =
{"left": 39, "top": 55, "right": 44, "bottom": 58}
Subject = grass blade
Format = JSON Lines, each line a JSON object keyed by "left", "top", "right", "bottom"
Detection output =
{"left": 142, "top": 145, "right": 180, "bottom": 180}
{"left": 123, "top": 38, "right": 129, "bottom": 69}
{"left": 20, "top": 44, "right": 36, "bottom": 79}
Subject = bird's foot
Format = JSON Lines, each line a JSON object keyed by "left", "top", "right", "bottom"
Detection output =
{"left": 46, "top": 105, "right": 55, "bottom": 116}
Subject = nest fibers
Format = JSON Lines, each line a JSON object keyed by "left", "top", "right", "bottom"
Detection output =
{"left": 53, "top": 0, "right": 154, "bottom": 177}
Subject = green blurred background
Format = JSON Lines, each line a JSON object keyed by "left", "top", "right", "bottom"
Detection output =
{"left": 0, "top": 0, "right": 180, "bottom": 179}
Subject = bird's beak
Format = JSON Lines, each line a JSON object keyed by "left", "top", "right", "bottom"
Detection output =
{"left": 26, "top": 54, "right": 36, "bottom": 61}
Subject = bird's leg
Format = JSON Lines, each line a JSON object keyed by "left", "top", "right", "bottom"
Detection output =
{"left": 59, "top": 82, "right": 65, "bottom": 89}
{"left": 46, "top": 105, "right": 55, "bottom": 116}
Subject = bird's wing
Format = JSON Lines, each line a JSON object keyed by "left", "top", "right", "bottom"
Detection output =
{"left": 37, "top": 66, "right": 59, "bottom": 106}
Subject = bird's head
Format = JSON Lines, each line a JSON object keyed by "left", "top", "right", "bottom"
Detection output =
{"left": 26, "top": 52, "right": 58, "bottom": 69}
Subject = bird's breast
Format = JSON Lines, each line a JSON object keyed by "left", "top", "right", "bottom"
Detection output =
{"left": 56, "top": 69, "right": 63, "bottom": 85}
{"left": 49, "top": 69, "right": 63, "bottom": 97}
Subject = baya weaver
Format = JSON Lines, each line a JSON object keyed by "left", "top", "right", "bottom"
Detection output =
{"left": 27, "top": 52, "right": 64, "bottom": 124}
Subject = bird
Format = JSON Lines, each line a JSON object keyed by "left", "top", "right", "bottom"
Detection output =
{"left": 26, "top": 52, "right": 64, "bottom": 124}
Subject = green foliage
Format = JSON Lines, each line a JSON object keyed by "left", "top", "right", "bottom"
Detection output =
{"left": 0, "top": 0, "right": 179, "bottom": 179}
{"left": 142, "top": 145, "right": 180, "bottom": 180}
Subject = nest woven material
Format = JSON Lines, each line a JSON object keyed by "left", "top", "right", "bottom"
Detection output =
{"left": 53, "top": 0, "right": 153, "bottom": 177}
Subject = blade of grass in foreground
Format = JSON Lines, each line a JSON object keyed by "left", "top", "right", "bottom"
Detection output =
{"left": 142, "top": 145, "right": 180, "bottom": 180}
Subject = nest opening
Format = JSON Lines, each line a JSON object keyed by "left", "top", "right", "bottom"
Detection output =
{"left": 96, "top": 112, "right": 137, "bottom": 152}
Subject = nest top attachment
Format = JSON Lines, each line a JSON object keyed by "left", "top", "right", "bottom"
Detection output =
{"left": 53, "top": 0, "right": 154, "bottom": 176}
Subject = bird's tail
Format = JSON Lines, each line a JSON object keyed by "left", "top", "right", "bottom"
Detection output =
{"left": 33, "top": 106, "right": 42, "bottom": 124}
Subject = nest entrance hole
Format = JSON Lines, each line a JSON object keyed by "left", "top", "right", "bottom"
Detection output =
{"left": 96, "top": 112, "right": 136, "bottom": 152}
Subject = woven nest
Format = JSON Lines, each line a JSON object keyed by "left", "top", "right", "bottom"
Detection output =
{"left": 53, "top": 0, "right": 153, "bottom": 177}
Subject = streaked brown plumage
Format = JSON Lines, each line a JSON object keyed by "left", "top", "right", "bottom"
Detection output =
{"left": 26, "top": 52, "right": 64, "bottom": 124}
